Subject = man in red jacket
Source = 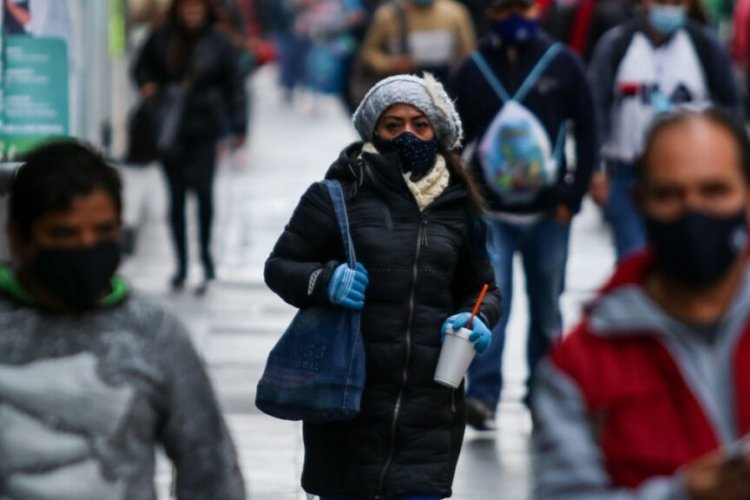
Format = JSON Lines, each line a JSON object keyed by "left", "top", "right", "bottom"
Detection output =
{"left": 533, "top": 107, "right": 750, "bottom": 499}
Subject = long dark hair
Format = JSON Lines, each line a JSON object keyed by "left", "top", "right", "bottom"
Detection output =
{"left": 167, "top": 0, "right": 219, "bottom": 31}
{"left": 164, "top": 0, "right": 222, "bottom": 76}
{"left": 443, "top": 150, "right": 487, "bottom": 217}
{"left": 442, "top": 150, "right": 492, "bottom": 256}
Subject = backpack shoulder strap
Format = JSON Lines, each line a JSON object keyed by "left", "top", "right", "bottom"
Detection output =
{"left": 513, "top": 42, "right": 563, "bottom": 102}
{"left": 683, "top": 22, "right": 719, "bottom": 98}
{"left": 470, "top": 43, "right": 564, "bottom": 104}
{"left": 609, "top": 20, "right": 640, "bottom": 77}
{"left": 552, "top": 120, "right": 568, "bottom": 163}
{"left": 470, "top": 51, "right": 512, "bottom": 102}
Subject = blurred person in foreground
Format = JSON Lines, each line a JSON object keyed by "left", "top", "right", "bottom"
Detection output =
{"left": 449, "top": 0, "right": 596, "bottom": 430}
{"left": 132, "top": 0, "right": 247, "bottom": 294}
{"left": 265, "top": 73, "right": 501, "bottom": 499}
{"left": 533, "top": 108, "right": 750, "bottom": 499}
{"left": 587, "top": 0, "right": 739, "bottom": 262}
{"left": 0, "top": 141, "right": 244, "bottom": 499}
{"left": 359, "top": 0, "right": 476, "bottom": 85}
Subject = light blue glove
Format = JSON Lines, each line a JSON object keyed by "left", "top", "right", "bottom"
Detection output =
{"left": 327, "top": 262, "right": 369, "bottom": 309}
{"left": 441, "top": 312, "right": 492, "bottom": 354}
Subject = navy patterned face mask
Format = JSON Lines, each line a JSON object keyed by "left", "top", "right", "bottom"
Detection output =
{"left": 374, "top": 132, "right": 439, "bottom": 177}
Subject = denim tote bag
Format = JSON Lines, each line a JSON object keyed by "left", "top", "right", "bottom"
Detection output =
{"left": 255, "top": 180, "right": 365, "bottom": 423}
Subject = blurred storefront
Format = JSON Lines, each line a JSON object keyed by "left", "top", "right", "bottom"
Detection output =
{"left": 0, "top": 0, "right": 147, "bottom": 258}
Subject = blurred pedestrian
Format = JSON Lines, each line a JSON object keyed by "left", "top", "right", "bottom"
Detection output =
{"left": 534, "top": 108, "right": 750, "bottom": 500}
{"left": 132, "top": 0, "right": 247, "bottom": 294}
{"left": 544, "top": 0, "right": 637, "bottom": 61}
{"left": 0, "top": 141, "right": 245, "bottom": 499}
{"left": 704, "top": 0, "right": 733, "bottom": 31}
{"left": 457, "top": 0, "right": 493, "bottom": 37}
{"left": 266, "top": 0, "right": 315, "bottom": 103}
{"left": 732, "top": 0, "right": 750, "bottom": 115}
{"left": 295, "top": 0, "right": 367, "bottom": 103}
{"left": 449, "top": 0, "right": 596, "bottom": 430}
{"left": 588, "top": 0, "right": 739, "bottom": 262}
{"left": 359, "top": 0, "right": 476, "bottom": 85}
{"left": 264, "top": 73, "right": 501, "bottom": 499}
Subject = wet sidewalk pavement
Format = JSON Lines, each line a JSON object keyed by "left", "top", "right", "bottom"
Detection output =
{"left": 118, "top": 67, "right": 615, "bottom": 499}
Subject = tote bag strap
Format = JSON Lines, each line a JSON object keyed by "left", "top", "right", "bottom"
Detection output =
{"left": 324, "top": 180, "right": 357, "bottom": 268}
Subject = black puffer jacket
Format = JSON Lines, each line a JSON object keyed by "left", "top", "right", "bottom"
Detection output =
{"left": 265, "top": 144, "right": 502, "bottom": 499}
{"left": 131, "top": 24, "right": 247, "bottom": 140}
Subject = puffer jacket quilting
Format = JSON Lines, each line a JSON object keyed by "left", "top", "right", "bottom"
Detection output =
{"left": 265, "top": 143, "right": 501, "bottom": 499}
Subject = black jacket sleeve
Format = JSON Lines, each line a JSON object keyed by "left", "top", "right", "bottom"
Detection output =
{"left": 131, "top": 29, "right": 161, "bottom": 89}
{"left": 587, "top": 26, "right": 625, "bottom": 156}
{"left": 450, "top": 219, "right": 502, "bottom": 328}
{"left": 697, "top": 26, "right": 742, "bottom": 117}
{"left": 448, "top": 55, "right": 482, "bottom": 147}
{"left": 218, "top": 37, "right": 249, "bottom": 136}
{"left": 558, "top": 50, "right": 598, "bottom": 213}
{"left": 265, "top": 182, "right": 342, "bottom": 309}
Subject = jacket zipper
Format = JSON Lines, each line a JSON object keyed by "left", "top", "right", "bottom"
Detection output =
{"left": 376, "top": 219, "right": 425, "bottom": 497}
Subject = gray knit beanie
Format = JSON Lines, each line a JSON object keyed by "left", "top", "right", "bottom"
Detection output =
{"left": 352, "top": 73, "right": 464, "bottom": 150}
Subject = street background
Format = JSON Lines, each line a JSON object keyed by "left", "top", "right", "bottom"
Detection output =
{"left": 118, "top": 66, "right": 615, "bottom": 500}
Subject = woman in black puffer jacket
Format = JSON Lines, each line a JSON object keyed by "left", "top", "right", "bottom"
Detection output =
{"left": 265, "top": 73, "right": 502, "bottom": 500}
{"left": 132, "top": 0, "right": 247, "bottom": 293}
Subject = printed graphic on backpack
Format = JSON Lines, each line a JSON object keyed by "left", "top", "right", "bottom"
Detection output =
{"left": 471, "top": 45, "right": 566, "bottom": 205}
{"left": 480, "top": 102, "right": 555, "bottom": 203}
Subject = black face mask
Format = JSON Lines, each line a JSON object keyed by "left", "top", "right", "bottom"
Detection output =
{"left": 646, "top": 210, "right": 748, "bottom": 289}
{"left": 373, "top": 132, "right": 440, "bottom": 177}
{"left": 30, "top": 241, "right": 121, "bottom": 311}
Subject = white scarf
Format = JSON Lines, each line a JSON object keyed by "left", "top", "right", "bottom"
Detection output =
{"left": 362, "top": 142, "right": 450, "bottom": 212}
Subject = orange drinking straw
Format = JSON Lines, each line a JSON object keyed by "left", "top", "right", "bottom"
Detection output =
{"left": 467, "top": 284, "right": 490, "bottom": 329}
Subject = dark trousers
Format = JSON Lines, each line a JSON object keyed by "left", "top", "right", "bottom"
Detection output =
{"left": 467, "top": 217, "right": 571, "bottom": 409}
{"left": 162, "top": 138, "right": 218, "bottom": 281}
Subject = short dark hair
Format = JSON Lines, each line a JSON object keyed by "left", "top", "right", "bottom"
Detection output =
{"left": 9, "top": 140, "right": 122, "bottom": 238}
{"left": 637, "top": 107, "right": 750, "bottom": 185}
{"left": 487, "top": 0, "right": 535, "bottom": 13}
{"left": 168, "top": 0, "right": 220, "bottom": 28}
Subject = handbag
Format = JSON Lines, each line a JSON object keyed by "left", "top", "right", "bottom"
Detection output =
{"left": 153, "top": 83, "right": 187, "bottom": 162}
{"left": 125, "top": 98, "right": 159, "bottom": 166}
{"left": 126, "top": 30, "right": 205, "bottom": 166}
{"left": 124, "top": 82, "right": 188, "bottom": 166}
{"left": 255, "top": 180, "right": 366, "bottom": 423}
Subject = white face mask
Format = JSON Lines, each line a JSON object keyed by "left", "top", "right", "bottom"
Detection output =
{"left": 648, "top": 4, "right": 687, "bottom": 36}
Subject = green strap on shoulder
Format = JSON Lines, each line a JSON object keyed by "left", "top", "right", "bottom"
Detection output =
{"left": 0, "top": 264, "right": 129, "bottom": 308}
{"left": 0, "top": 265, "right": 36, "bottom": 305}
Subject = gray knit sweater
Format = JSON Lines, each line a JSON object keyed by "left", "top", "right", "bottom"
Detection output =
{"left": 0, "top": 282, "right": 245, "bottom": 500}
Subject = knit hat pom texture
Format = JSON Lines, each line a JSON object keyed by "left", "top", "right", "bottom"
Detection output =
{"left": 352, "top": 73, "right": 464, "bottom": 151}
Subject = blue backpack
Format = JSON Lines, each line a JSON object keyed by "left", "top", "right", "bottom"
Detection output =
{"left": 472, "top": 44, "right": 567, "bottom": 205}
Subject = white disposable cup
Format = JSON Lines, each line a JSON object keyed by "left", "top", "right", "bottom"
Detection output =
{"left": 434, "top": 326, "right": 476, "bottom": 389}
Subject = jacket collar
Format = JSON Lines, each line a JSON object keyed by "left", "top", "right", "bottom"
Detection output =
{"left": 587, "top": 251, "right": 750, "bottom": 339}
{"left": 324, "top": 142, "right": 468, "bottom": 211}
{"left": 0, "top": 264, "right": 130, "bottom": 310}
